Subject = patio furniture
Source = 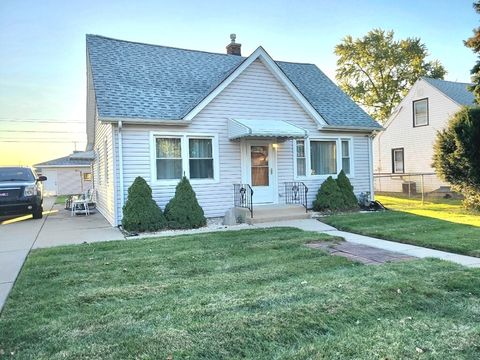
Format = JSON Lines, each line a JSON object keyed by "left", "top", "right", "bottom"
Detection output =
{"left": 70, "top": 189, "right": 97, "bottom": 216}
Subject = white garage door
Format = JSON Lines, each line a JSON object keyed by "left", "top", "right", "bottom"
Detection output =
{"left": 42, "top": 170, "right": 58, "bottom": 196}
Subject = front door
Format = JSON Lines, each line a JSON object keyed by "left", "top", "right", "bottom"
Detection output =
{"left": 247, "top": 143, "right": 276, "bottom": 204}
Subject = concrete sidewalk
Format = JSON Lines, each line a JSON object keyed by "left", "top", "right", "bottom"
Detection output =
{"left": 256, "top": 219, "right": 480, "bottom": 268}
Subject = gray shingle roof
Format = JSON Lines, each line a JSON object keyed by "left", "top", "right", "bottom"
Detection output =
{"left": 422, "top": 77, "right": 475, "bottom": 106}
{"left": 35, "top": 151, "right": 93, "bottom": 167}
{"left": 86, "top": 35, "right": 381, "bottom": 129}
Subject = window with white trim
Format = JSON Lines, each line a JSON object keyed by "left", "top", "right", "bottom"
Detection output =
{"left": 156, "top": 137, "right": 183, "bottom": 180}
{"left": 392, "top": 148, "right": 404, "bottom": 174}
{"left": 189, "top": 138, "right": 214, "bottom": 179}
{"left": 296, "top": 139, "right": 306, "bottom": 176}
{"left": 310, "top": 140, "right": 337, "bottom": 175}
{"left": 413, "top": 98, "right": 428, "bottom": 127}
{"left": 154, "top": 135, "right": 217, "bottom": 181}
{"left": 341, "top": 139, "right": 351, "bottom": 174}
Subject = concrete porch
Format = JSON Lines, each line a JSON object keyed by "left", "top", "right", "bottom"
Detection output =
{"left": 227, "top": 204, "right": 310, "bottom": 224}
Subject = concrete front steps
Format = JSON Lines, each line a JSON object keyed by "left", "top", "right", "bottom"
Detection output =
{"left": 245, "top": 204, "right": 310, "bottom": 224}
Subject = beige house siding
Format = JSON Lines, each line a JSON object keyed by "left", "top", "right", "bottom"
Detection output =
{"left": 37, "top": 167, "right": 92, "bottom": 196}
{"left": 373, "top": 79, "right": 460, "bottom": 192}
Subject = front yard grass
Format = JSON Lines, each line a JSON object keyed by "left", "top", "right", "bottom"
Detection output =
{"left": 1, "top": 228, "right": 479, "bottom": 359}
{"left": 322, "top": 195, "right": 480, "bottom": 257}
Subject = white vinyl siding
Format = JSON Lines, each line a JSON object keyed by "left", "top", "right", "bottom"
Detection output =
{"left": 114, "top": 59, "right": 372, "bottom": 222}
{"left": 373, "top": 79, "right": 457, "bottom": 192}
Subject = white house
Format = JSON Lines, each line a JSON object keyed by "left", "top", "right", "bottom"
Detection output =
{"left": 373, "top": 77, "right": 475, "bottom": 193}
{"left": 85, "top": 34, "right": 382, "bottom": 226}
{"left": 35, "top": 151, "right": 94, "bottom": 196}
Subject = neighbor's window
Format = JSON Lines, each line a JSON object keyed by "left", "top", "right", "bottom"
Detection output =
{"left": 189, "top": 138, "right": 213, "bottom": 179}
{"left": 310, "top": 140, "right": 337, "bottom": 175}
{"left": 83, "top": 172, "right": 92, "bottom": 181}
{"left": 413, "top": 98, "right": 428, "bottom": 127}
{"left": 296, "top": 140, "right": 306, "bottom": 176}
{"left": 392, "top": 148, "right": 404, "bottom": 173}
{"left": 341, "top": 140, "right": 351, "bottom": 174}
{"left": 156, "top": 137, "right": 183, "bottom": 179}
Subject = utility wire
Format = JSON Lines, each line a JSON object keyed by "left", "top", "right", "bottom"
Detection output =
{"left": 0, "top": 119, "right": 84, "bottom": 124}
{"left": 0, "top": 130, "right": 85, "bottom": 134}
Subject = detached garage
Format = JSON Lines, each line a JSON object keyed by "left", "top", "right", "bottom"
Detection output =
{"left": 35, "top": 151, "right": 94, "bottom": 196}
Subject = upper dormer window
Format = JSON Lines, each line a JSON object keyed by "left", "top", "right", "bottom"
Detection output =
{"left": 413, "top": 98, "right": 429, "bottom": 127}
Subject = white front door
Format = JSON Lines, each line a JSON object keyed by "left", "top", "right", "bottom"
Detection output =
{"left": 246, "top": 142, "right": 276, "bottom": 204}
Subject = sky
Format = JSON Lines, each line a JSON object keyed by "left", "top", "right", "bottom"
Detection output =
{"left": 0, "top": 0, "right": 477, "bottom": 166}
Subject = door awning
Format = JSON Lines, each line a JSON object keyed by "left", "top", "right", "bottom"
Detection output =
{"left": 228, "top": 118, "right": 308, "bottom": 140}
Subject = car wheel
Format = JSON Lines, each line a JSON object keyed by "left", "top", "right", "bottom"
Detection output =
{"left": 32, "top": 206, "right": 43, "bottom": 219}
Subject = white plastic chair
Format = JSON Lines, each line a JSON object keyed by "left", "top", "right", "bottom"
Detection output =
{"left": 71, "top": 189, "right": 96, "bottom": 216}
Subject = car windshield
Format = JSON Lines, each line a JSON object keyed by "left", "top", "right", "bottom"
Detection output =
{"left": 0, "top": 167, "right": 35, "bottom": 182}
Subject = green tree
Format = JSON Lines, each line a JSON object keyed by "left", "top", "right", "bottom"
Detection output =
{"left": 336, "top": 170, "right": 359, "bottom": 210}
{"left": 164, "top": 176, "right": 206, "bottom": 229}
{"left": 313, "top": 176, "right": 345, "bottom": 212}
{"left": 465, "top": 1, "right": 480, "bottom": 102}
{"left": 122, "top": 176, "right": 166, "bottom": 232}
{"left": 432, "top": 107, "right": 480, "bottom": 210}
{"left": 335, "top": 29, "right": 446, "bottom": 123}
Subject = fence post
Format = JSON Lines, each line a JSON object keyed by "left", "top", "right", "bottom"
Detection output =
{"left": 421, "top": 174, "right": 425, "bottom": 206}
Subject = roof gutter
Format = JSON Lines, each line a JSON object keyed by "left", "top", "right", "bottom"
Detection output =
{"left": 99, "top": 116, "right": 191, "bottom": 125}
{"left": 319, "top": 125, "right": 385, "bottom": 133}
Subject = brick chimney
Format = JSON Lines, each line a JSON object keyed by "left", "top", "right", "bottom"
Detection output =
{"left": 226, "top": 34, "right": 241, "bottom": 56}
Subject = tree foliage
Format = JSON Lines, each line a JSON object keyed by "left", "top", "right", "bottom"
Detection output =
{"left": 122, "top": 176, "right": 166, "bottom": 232}
{"left": 335, "top": 29, "right": 446, "bottom": 122}
{"left": 465, "top": 1, "right": 480, "bottom": 103}
{"left": 336, "top": 170, "right": 359, "bottom": 210}
{"left": 433, "top": 107, "right": 480, "bottom": 210}
{"left": 164, "top": 176, "right": 207, "bottom": 229}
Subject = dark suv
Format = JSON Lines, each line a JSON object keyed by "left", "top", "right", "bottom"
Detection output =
{"left": 0, "top": 167, "right": 47, "bottom": 219}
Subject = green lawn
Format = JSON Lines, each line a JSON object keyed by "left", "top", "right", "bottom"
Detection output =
{"left": 323, "top": 195, "right": 480, "bottom": 257}
{"left": 54, "top": 195, "right": 70, "bottom": 205}
{"left": 1, "top": 228, "right": 479, "bottom": 359}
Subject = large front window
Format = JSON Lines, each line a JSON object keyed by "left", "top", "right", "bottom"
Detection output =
{"left": 154, "top": 135, "right": 217, "bottom": 182}
{"left": 310, "top": 140, "right": 337, "bottom": 175}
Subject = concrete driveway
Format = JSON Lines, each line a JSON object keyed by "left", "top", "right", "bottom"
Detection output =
{"left": 0, "top": 197, "right": 123, "bottom": 310}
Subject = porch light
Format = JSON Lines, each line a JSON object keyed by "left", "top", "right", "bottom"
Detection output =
{"left": 272, "top": 143, "right": 278, "bottom": 149}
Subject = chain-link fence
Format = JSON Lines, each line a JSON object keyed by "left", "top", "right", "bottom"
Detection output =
{"left": 374, "top": 173, "right": 459, "bottom": 202}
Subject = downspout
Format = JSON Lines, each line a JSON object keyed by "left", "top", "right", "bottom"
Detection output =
{"left": 118, "top": 121, "right": 124, "bottom": 224}
{"left": 368, "top": 133, "right": 375, "bottom": 200}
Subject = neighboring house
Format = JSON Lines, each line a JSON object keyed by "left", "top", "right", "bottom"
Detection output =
{"left": 85, "top": 34, "right": 382, "bottom": 226}
{"left": 35, "top": 151, "right": 94, "bottom": 196}
{"left": 373, "top": 77, "right": 475, "bottom": 194}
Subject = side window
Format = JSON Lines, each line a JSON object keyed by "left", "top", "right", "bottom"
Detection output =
{"left": 341, "top": 139, "right": 351, "bottom": 174}
{"left": 392, "top": 148, "right": 404, "bottom": 174}
{"left": 413, "top": 98, "right": 428, "bottom": 127}
{"left": 296, "top": 140, "right": 306, "bottom": 176}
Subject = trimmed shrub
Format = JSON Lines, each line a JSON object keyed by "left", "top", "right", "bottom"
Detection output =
{"left": 336, "top": 170, "right": 359, "bottom": 210}
{"left": 164, "top": 176, "right": 206, "bottom": 229}
{"left": 313, "top": 176, "right": 345, "bottom": 211}
{"left": 122, "top": 177, "right": 166, "bottom": 232}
